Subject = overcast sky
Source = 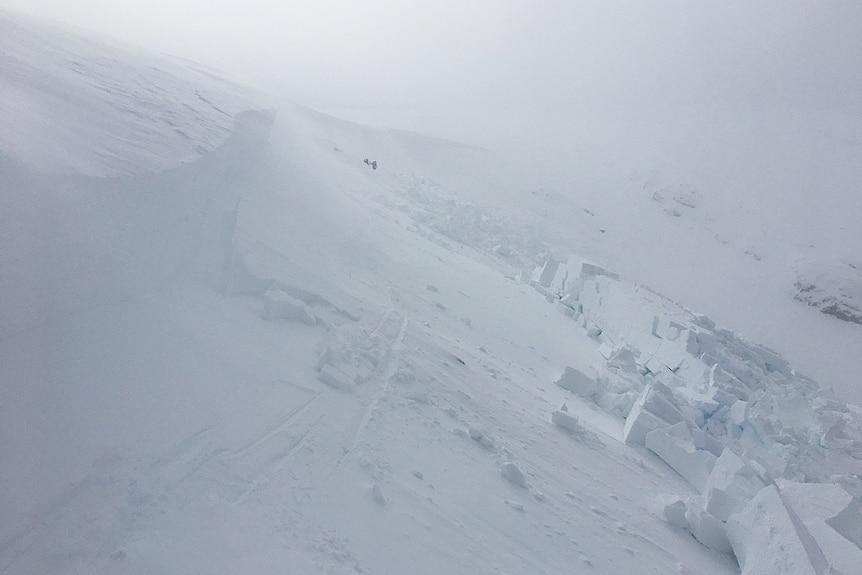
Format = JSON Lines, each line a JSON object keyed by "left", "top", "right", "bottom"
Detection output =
{"left": 3, "top": 0, "right": 861, "bottom": 152}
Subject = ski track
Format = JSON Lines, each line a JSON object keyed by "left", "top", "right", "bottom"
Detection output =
{"left": 228, "top": 390, "right": 323, "bottom": 460}
{"left": 232, "top": 414, "right": 325, "bottom": 505}
{"left": 350, "top": 315, "right": 409, "bottom": 452}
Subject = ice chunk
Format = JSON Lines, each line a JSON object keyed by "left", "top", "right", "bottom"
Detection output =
{"left": 554, "top": 366, "right": 598, "bottom": 400}
{"left": 726, "top": 485, "right": 826, "bottom": 575}
{"left": 645, "top": 422, "right": 717, "bottom": 492}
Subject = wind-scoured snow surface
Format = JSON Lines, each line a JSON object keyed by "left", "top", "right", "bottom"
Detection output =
{"left": 0, "top": 14, "right": 255, "bottom": 177}
{"left": 2, "top": 12, "right": 861, "bottom": 575}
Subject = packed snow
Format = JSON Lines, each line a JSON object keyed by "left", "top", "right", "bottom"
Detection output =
{"left": 2, "top": 10, "right": 861, "bottom": 575}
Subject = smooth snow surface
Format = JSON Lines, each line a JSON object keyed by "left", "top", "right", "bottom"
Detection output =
{"left": 2, "top": 11, "right": 861, "bottom": 575}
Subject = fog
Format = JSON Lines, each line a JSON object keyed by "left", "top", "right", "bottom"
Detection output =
{"left": 4, "top": 0, "right": 861, "bottom": 147}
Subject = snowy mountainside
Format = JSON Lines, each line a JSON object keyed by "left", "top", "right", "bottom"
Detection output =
{"left": 0, "top": 11, "right": 259, "bottom": 177}
{"left": 792, "top": 255, "right": 862, "bottom": 325}
{"left": 2, "top": 12, "right": 861, "bottom": 575}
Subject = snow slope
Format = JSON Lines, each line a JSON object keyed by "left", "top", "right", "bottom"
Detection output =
{"left": 2, "top": 12, "right": 861, "bottom": 575}
{"left": 0, "top": 12, "right": 258, "bottom": 177}
{"left": 329, "top": 103, "right": 862, "bottom": 405}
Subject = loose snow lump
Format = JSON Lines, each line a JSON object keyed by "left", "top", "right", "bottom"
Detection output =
{"left": 551, "top": 410, "right": 581, "bottom": 433}
{"left": 370, "top": 483, "right": 386, "bottom": 506}
{"left": 468, "top": 427, "right": 495, "bottom": 450}
{"left": 501, "top": 463, "right": 527, "bottom": 488}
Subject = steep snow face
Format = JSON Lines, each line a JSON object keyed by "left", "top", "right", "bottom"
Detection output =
{"left": 0, "top": 11, "right": 258, "bottom": 177}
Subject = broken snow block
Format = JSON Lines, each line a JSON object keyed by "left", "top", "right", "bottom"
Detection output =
{"left": 600, "top": 390, "right": 639, "bottom": 418}
{"left": 656, "top": 494, "right": 689, "bottom": 529}
{"left": 645, "top": 422, "right": 717, "bottom": 492}
{"left": 622, "top": 384, "right": 687, "bottom": 445}
{"left": 685, "top": 500, "right": 733, "bottom": 554}
{"left": 555, "top": 366, "right": 598, "bottom": 400}
{"left": 651, "top": 315, "right": 665, "bottom": 338}
{"left": 779, "top": 481, "right": 862, "bottom": 575}
{"left": 725, "top": 400, "right": 748, "bottom": 439}
{"left": 317, "top": 364, "right": 355, "bottom": 392}
{"left": 501, "top": 462, "right": 527, "bottom": 488}
{"left": 644, "top": 356, "right": 667, "bottom": 375}
{"left": 555, "top": 299, "right": 576, "bottom": 317}
{"left": 828, "top": 498, "right": 862, "bottom": 553}
{"left": 623, "top": 400, "right": 667, "bottom": 445}
{"left": 579, "top": 262, "right": 620, "bottom": 281}
{"left": 536, "top": 257, "right": 561, "bottom": 289}
{"left": 607, "top": 346, "right": 639, "bottom": 373}
{"left": 598, "top": 342, "right": 616, "bottom": 360}
{"left": 551, "top": 410, "right": 581, "bottom": 432}
{"left": 262, "top": 288, "right": 317, "bottom": 325}
{"left": 705, "top": 449, "right": 766, "bottom": 521}
{"left": 559, "top": 292, "right": 581, "bottom": 310}
{"left": 726, "top": 485, "right": 826, "bottom": 575}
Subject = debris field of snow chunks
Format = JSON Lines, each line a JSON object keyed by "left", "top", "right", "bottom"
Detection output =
{"left": 532, "top": 254, "right": 862, "bottom": 571}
